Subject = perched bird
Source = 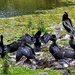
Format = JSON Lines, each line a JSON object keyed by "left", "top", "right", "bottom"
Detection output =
{"left": 49, "top": 35, "right": 64, "bottom": 61}
{"left": 49, "top": 34, "right": 75, "bottom": 61}
{"left": 69, "top": 34, "right": 75, "bottom": 50}
{"left": 4, "top": 34, "right": 36, "bottom": 63}
{"left": 34, "top": 30, "right": 41, "bottom": 52}
{"left": 16, "top": 40, "right": 39, "bottom": 63}
{"left": 20, "top": 31, "right": 41, "bottom": 52}
{"left": 62, "top": 12, "right": 75, "bottom": 34}
{"left": 20, "top": 33, "right": 36, "bottom": 45}
{"left": 5, "top": 33, "right": 35, "bottom": 53}
{"left": 0, "top": 35, "right": 20, "bottom": 58}
{"left": 0, "top": 35, "right": 5, "bottom": 58}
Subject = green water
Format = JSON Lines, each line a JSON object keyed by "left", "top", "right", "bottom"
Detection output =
{"left": 0, "top": 0, "right": 74, "bottom": 17}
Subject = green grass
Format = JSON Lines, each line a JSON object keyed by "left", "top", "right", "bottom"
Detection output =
{"left": 0, "top": 1, "right": 75, "bottom": 44}
{"left": 0, "top": 66, "right": 75, "bottom": 75}
{"left": 57, "top": 39, "right": 69, "bottom": 45}
{"left": 0, "top": 66, "right": 62, "bottom": 75}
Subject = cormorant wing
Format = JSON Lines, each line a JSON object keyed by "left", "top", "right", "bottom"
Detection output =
{"left": 63, "top": 19, "right": 75, "bottom": 35}
{"left": 63, "top": 19, "right": 74, "bottom": 32}
{"left": 39, "top": 33, "right": 52, "bottom": 44}
{"left": 19, "top": 33, "right": 36, "bottom": 44}
{"left": 72, "top": 41, "right": 75, "bottom": 46}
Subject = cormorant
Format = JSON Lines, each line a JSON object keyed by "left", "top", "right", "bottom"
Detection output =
{"left": 4, "top": 35, "right": 36, "bottom": 62}
{"left": 49, "top": 35, "right": 64, "bottom": 61}
{"left": 34, "top": 30, "right": 41, "bottom": 52}
{"left": 16, "top": 40, "right": 39, "bottom": 63}
{"left": 62, "top": 12, "right": 75, "bottom": 34}
{"left": 5, "top": 34, "right": 35, "bottom": 54}
{"left": 0, "top": 35, "right": 5, "bottom": 58}
{"left": 69, "top": 34, "right": 75, "bottom": 50}
{"left": 20, "top": 31, "right": 41, "bottom": 52}
{"left": 49, "top": 34, "right": 75, "bottom": 61}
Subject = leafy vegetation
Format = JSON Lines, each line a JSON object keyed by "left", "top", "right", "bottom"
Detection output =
{"left": 0, "top": 66, "right": 62, "bottom": 75}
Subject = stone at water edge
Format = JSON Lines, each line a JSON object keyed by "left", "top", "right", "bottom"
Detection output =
{"left": 36, "top": 72, "right": 49, "bottom": 75}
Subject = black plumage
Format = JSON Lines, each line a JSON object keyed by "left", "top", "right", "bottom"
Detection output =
{"left": 69, "top": 34, "right": 75, "bottom": 50}
{"left": 49, "top": 35, "right": 64, "bottom": 60}
{"left": 5, "top": 34, "right": 35, "bottom": 53}
{"left": 20, "top": 33, "right": 36, "bottom": 44}
{"left": 34, "top": 30, "right": 41, "bottom": 52}
{"left": 0, "top": 35, "right": 5, "bottom": 58}
{"left": 62, "top": 12, "right": 75, "bottom": 34}
{"left": 34, "top": 31, "right": 41, "bottom": 47}
{"left": 16, "top": 41, "right": 39, "bottom": 63}
{"left": 20, "top": 31, "right": 41, "bottom": 52}
{"left": 5, "top": 37, "right": 24, "bottom": 53}
{"left": 5, "top": 35, "right": 36, "bottom": 62}
{"left": 49, "top": 34, "right": 75, "bottom": 61}
{"left": 39, "top": 32, "right": 52, "bottom": 44}
{"left": 6, "top": 41, "right": 20, "bottom": 53}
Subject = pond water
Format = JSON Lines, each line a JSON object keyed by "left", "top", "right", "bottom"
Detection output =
{"left": 0, "top": 0, "right": 74, "bottom": 18}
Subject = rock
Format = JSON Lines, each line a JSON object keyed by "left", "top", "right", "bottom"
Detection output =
{"left": 36, "top": 72, "right": 49, "bottom": 75}
{"left": 70, "top": 60, "right": 75, "bottom": 67}
{"left": 59, "top": 62, "right": 69, "bottom": 68}
{"left": 63, "top": 63, "right": 68, "bottom": 68}
{"left": 15, "top": 56, "right": 26, "bottom": 66}
{"left": 31, "top": 65, "right": 37, "bottom": 70}
{"left": 52, "top": 61, "right": 63, "bottom": 69}
{"left": 37, "top": 57, "right": 54, "bottom": 69}
{"left": 35, "top": 52, "right": 44, "bottom": 57}
{"left": 44, "top": 68, "right": 51, "bottom": 70}
{"left": 58, "top": 59, "right": 69, "bottom": 68}
{"left": 61, "top": 34, "right": 70, "bottom": 40}
{"left": 52, "top": 59, "right": 70, "bottom": 69}
{"left": 23, "top": 63, "right": 31, "bottom": 69}
{"left": 63, "top": 71, "right": 70, "bottom": 75}
{"left": 23, "top": 63, "right": 37, "bottom": 70}
{"left": 9, "top": 55, "right": 16, "bottom": 59}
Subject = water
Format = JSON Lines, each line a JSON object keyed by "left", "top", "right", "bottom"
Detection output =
{"left": 0, "top": 0, "right": 74, "bottom": 18}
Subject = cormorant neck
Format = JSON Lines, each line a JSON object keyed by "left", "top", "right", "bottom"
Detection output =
{"left": 70, "top": 38, "right": 74, "bottom": 42}
{"left": 62, "top": 16, "right": 68, "bottom": 21}
{"left": 1, "top": 35, "right": 3, "bottom": 44}
{"left": 53, "top": 40, "right": 56, "bottom": 45}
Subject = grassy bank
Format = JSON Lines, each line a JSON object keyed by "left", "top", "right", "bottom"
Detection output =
{"left": 0, "top": 2, "right": 75, "bottom": 44}
{"left": 0, "top": 66, "right": 62, "bottom": 75}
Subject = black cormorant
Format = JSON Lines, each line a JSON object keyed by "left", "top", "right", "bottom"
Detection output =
{"left": 62, "top": 12, "right": 75, "bottom": 34}
{"left": 34, "top": 30, "right": 41, "bottom": 52}
{"left": 69, "top": 34, "right": 75, "bottom": 50}
{"left": 16, "top": 40, "right": 39, "bottom": 63}
{"left": 0, "top": 35, "right": 5, "bottom": 58}
{"left": 49, "top": 34, "right": 75, "bottom": 61}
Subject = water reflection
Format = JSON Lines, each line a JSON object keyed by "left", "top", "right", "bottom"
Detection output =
{"left": 0, "top": 0, "right": 75, "bottom": 17}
